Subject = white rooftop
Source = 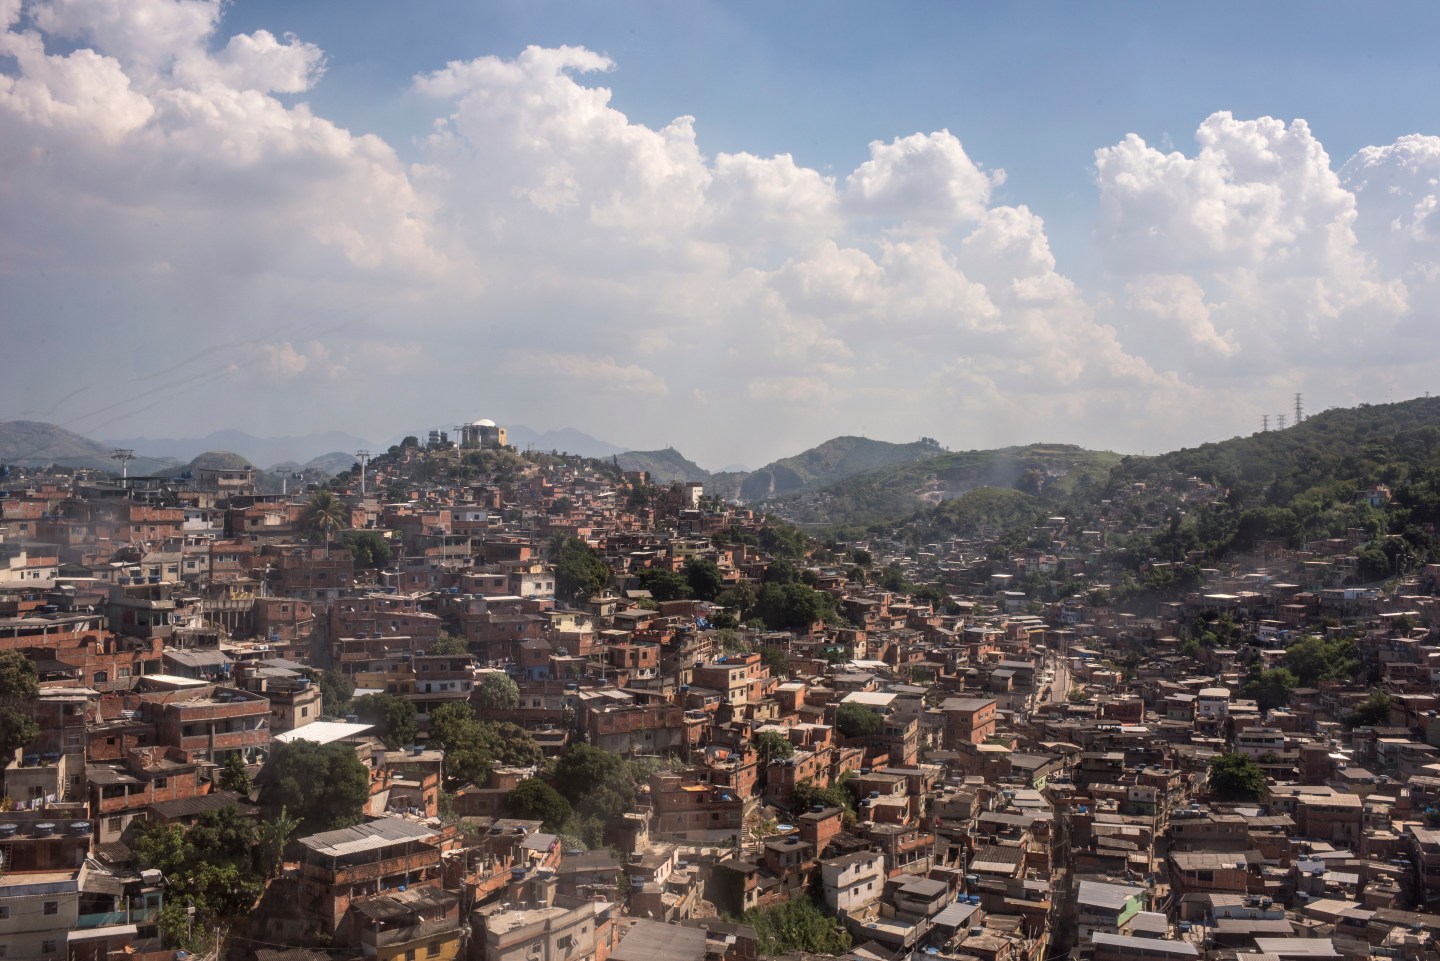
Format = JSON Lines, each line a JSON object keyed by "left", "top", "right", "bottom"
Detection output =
{"left": 275, "top": 720, "right": 375, "bottom": 745}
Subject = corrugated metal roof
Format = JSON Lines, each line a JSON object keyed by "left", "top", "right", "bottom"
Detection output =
{"left": 299, "top": 817, "right": 437, "bottom": 857}
{"left": 1092, "top": 933, "right": 1197, "bottom": 956}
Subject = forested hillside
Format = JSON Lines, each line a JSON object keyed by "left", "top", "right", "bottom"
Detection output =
{"left": 1097, "top": 397, "right": 1440, "bottom": 581}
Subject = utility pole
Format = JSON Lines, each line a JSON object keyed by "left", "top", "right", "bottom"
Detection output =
{"left": 111, "top": 449, "right": 135, "bottom": 480}
{"left": 355, "top": 450, "right": 370, "bottom": 497}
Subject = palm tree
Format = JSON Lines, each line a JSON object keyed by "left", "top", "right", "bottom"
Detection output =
{"left": 301, "top": 490, "right": 348, "bottom": 557}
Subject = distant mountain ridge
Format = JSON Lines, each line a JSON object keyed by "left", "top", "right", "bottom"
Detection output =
{"left": 612, "top": 435, "right": 955, "bottom": 503}
{"left": 0, "top": 421, "right": 179, "bottom": 475}
{"left": 768, "top": 443, "right": 1124, "bottom": 530}
{"left": 615, "top": 448, "right": 712, "bottom": 485}
{"left": 505, "top": 425, "right": 628, "bottom": 458}
{"left": 0, "top": 420, "right": 113, "bottom": 463}
{"left": 739, "top": 436, "right": 946, "bottom": 500}
{"left": 107, "top": 429, "right": 378, "bottom": 468}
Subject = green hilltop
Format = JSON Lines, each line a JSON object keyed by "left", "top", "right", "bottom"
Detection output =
{"left": 770, "top": 443, "right": 1122, "bottom": 533}
{"left": 738, "top": 435, "right": 946, "bottom": 501}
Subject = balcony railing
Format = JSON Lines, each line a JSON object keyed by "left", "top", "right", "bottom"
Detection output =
{"left": 76, "top": 905, "right": 159, "bottom": 929}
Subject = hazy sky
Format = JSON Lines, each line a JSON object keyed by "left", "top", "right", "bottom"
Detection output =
{"left": 5, "top": 1, "right": 1440, "bottom": 468}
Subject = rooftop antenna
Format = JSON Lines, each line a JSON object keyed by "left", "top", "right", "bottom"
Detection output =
{"left": 355, "top": 450, "right": 370, "bottom": 497}
{"left": 111, "top": 449, "right": 135, "bottom": 480}
{"left": 1261, "top": 415, "right": 1269, "bottom": 433}
{"left": 1294, "top": 392, "right": 1304, "bottom": 425}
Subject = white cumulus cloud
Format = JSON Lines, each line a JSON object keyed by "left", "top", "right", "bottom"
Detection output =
{"left": 4, "top": 4, "right": 1440, "bottom": 464}
{"left": 846, "top": 130, "right": 1004, "bottom": 231}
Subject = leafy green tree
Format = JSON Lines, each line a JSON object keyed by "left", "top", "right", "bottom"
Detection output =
{"left": 715, "top": 629, "right": 748, "bottom": 655}
{"left": 743, "top": 895, "right": 852, "bottom": 954}
{"left": 1240, "top": 668, "right": 1297, "bottom": 713}
{"left": 473, "top": 672, "right": 520, "bottom": 712}
{"left": 764, "top": 558, "right": 799, "bottom": 585}
{"left": 1208, "top": 752, "right": 1267, "bottom": 802}
{"left": 255, "top": 806, "right": 298, "bottom": 879}
{"left": 685, "top": 558, "right": 724, "bottom": 601}
{"left": 709, "top": 608, "right": 739, "bottom": 629}
{"left": 835, "top": 702, "right": 883, "bottom": 739}
{"left": 423, "top": 703, "right": 475, "bottom": 754}
{"left": 850, "top": 548, "right": 872, "bottom": 566}
{"left": 507, "top": 778, "right": 572, "bottom": 831}
{"left": 879, "top": 563, "right": 910, "bottom": 593}
{"left": 0, "top": 651, "right": 39, "bottom": 758}
{"left": 339, "top": 529, "right": 392, "bottom": 569}
{"left": 756, "top": 582, "right": 836, "bottom": 631}
{"left": 1284, "top": 635, "right": 1360, "bottom": 687}
{"left": 553, "top": 743, "right": 627, "bottom": 803}
{"left": 312, "top": 668, "right": 355, "bottom": 717}
{"left": 351, "top": 692, "right": 419, "bottom": 749}
{"left": 552, "top": 743, "right": 637, "bottom": 833}
{"left": 218, "top": 753, "right": 251, "bottom": 795}
{"left": 758, "top": 645, "right": 789, "bottom": 678}
{"left": 429, "top": 632, "right": 470, "bottom": 656}
{"left": 131, "top": 806, "right": 267, "bottom": 950}
{"left": 1345, "top": 690, "right": 1394, "bottom": 728}
{"left": 261, "top": 740, "right": 371, "bottom": 832}
{"left": 755, "top": 730, "right": 795, "bottom": 765}
{"left": 552, "top": 535, "right": 611, "bottom": 601}
{"left": 637, "top": 567, "right": 691, "bottom": 601}
{"left": 428, "top": 703, "right": 541, "bottom": 788}
{"left": 301, "top": 490, "right": 349, "bottom": 556}
{"left": 912, "top": 585, "right": 958, "bottom": 614}
{"left": 716, "top": 583, "right": 758, "bottom": 621}
{"left": 757, "top": 521, "right": 809, "bottom": 559}
{"left": 792, "top": 777, "right": 855, "bottom": 818}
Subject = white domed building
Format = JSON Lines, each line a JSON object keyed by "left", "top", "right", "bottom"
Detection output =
{"left": 460, "top": 419, "right": 507, "bottom": 449}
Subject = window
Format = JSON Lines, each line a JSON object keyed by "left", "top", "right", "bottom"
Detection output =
{"left": 428, "top": 943, "right": 442, "bottom": 958}
{"left": 41, "top": 942, "right": 55, "bottom": 955}
{"left": 154, "top": 777, "right": 167, "bottom": 789}
{"left": 301, "top": 707, "right": 309, "bottom": 717}
{"left": 108, "top": 817, "right": 122, "bottom": 832}
{"left": 42, "top": 902, "right": 57, "bottom": 916}
{"left": 0, "top": 905, "right": 9, "bottom": 919}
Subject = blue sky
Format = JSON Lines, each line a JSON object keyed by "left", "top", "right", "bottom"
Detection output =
{"left": 5, "top": 0, "right": 1440, "bottom": 466}
{"left": 217, "top": 1, "right": 1440, "bottom": 281}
